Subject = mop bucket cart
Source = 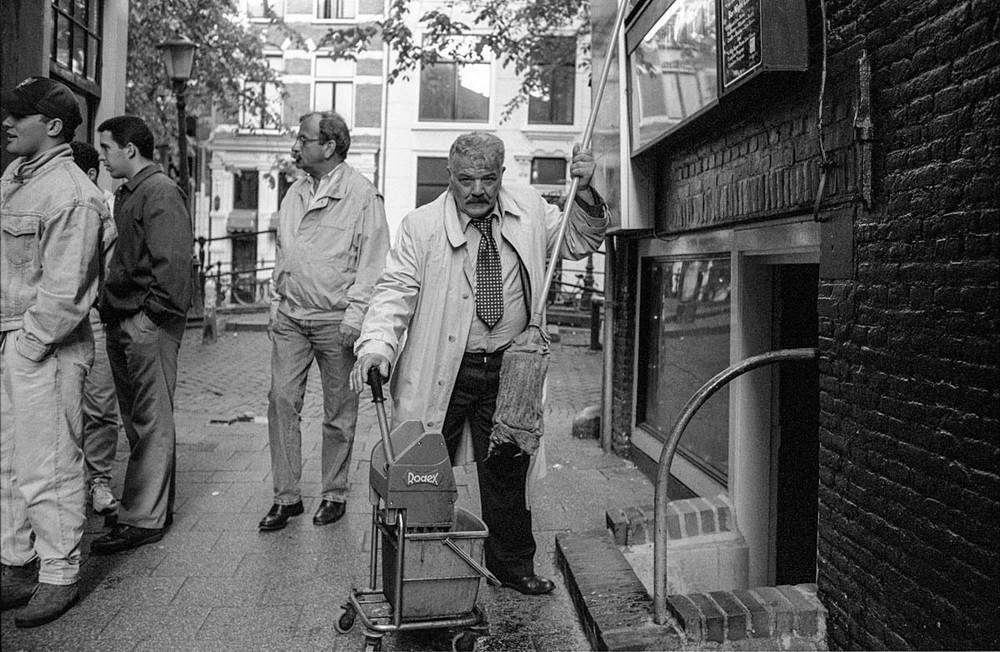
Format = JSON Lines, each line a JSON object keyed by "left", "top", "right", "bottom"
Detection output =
{"left": 333, "top": 370, "right": 496, "bottom": 652}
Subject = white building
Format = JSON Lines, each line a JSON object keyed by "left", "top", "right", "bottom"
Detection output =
{"left": 203, "top": 0, "right": 603, "bottom": 306}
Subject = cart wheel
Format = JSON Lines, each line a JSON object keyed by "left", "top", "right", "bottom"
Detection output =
{"left": 452, "top": 630, "right": 478, "bottom": 652}
{"left": 363, "top": 634, "right": 383, "bottom": 652}
{"left": 333, "top": 603, "right": 356, "bottom": 634}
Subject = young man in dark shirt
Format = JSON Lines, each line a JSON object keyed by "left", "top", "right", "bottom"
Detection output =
{"left": 91, "top": 115, "right": 192, "bottom": 554}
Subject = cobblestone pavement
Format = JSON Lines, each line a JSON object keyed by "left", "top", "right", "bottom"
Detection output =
{"left": 1, "top": 322, "right": 653, "bottom": 651}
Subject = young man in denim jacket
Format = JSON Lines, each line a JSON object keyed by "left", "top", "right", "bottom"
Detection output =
{"left": 0, "top": 77, "right": 104, "bottom": 627}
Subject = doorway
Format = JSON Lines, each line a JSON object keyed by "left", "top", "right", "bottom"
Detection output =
{"left": 771, "top": 264, "right": 820, "bottom": 584}
{"left": 231, "top": 234, "right": 258, "bottom": 303}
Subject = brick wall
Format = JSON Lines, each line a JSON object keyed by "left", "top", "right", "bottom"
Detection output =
{"left": 658, "top": 74, "right": 857, "bottom": 233}
{"left": 353, "top": 84, "right": 382, "bottom": 128}
{"left": 608, "top": 0, "right": 999, "bottom": 648}
{"left": 282, "top": 82, "right": 311, "bottom": 126}
{"left": 816, "top": 0, "right": 999, "bottom": 648}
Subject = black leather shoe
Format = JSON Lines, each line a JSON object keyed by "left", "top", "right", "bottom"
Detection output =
{"left": 312, "top": 500, "right": 346, "bottom": 526}
{"left": 258, "top": 501, "right": 304, "bottom": 531}
{"left": 501, "top": 574, "right": 555, "bottom": 595}
{"left": 90, "top": 525, "right": 165, "bottom": 555}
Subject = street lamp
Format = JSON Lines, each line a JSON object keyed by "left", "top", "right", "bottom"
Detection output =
{"left": 156, "top": 35, "right": 198, "bottom": 220}
{"left": 157, "top": 35, "right": 205, "bottom": 328}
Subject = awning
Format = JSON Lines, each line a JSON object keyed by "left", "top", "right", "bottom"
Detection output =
{"left": 226, "top": 209, "right": 258, "bottom": 233}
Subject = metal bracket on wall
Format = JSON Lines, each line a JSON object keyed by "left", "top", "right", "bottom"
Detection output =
{"left": 854, "top": 49, "right": 874, "bottom": 210}
{"left": 819, "top": 205, "right": 855, "bottom": 279}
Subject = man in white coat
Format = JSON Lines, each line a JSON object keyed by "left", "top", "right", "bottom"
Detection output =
{"left": 351, "top": 131, "right": 607, "bottom": 595}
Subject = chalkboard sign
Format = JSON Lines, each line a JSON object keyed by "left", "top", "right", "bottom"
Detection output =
{"left": 721, "top": 0, "right": 762, "bottom": 87}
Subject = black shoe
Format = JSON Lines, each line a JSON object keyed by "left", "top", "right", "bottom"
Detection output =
{"left": 312, "top": 500, "right": 346, "bottom": 526}
{"left": 258, "top": 501, "right": 304, "bottom": 531}
{"left": 500, "top": 574, "right": 555, "bottom": 596}
{"left": 90, "top": 525, "right": 165, "bottom": 555}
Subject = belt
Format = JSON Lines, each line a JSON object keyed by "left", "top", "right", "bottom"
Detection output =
{"left": 462, "top": 348, "right": 507, "bottom": 365}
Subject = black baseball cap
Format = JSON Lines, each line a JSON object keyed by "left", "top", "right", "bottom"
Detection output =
{"left": 1, "top": 77, "right": 83, "bottom": 133}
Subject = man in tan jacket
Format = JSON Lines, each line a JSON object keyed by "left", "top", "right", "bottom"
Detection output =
{"left": 259, "top": 111, "right": 390, "bottom": 531}
{"left": 351, "top": 132, "right": 607, "bottom": 595}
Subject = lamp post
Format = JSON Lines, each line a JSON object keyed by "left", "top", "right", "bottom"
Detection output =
{"left": 157, "top": 35, "right": 206, "bottom": 329}
{"left": 156, "top": 35, "right": 198, "bottom": 224}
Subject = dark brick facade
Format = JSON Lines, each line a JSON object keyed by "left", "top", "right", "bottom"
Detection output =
{"left": 608, "top": 0, "right": 999, "bottom": 648}
{"left": 816, "top": 1, "right": 998, "bottom": 648}
{"left": 609, "top": 237, "right": 638, "bottom": 457}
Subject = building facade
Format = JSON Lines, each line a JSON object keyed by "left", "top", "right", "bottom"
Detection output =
{"left": 598, "top": 0, "right": 998, "bottom": 648}
{"left": 203, "top": 0, "right": 601, "bottom": 306}
{"left": 200, "top": 0, "right": 387, "bottom": 300}
{"left": 1, "top": 0, "right": 130, "bottom": 177}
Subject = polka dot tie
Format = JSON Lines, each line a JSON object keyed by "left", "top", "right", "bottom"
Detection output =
{"left": 471, "top": 216, "right": 503, "bottom": 328}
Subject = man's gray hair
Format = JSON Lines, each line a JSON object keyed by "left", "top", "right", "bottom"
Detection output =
{"left": 449, "top": 132, "right": 505, "bottom": 170}
{"left": 300, "top": 111, "right": 350, "bottom": 158}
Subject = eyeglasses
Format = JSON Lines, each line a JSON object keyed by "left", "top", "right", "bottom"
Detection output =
{"left": 294, "top": 134, "right": 324, "bottom": 146}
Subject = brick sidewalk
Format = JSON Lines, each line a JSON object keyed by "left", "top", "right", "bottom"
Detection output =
{"left": 1, "top": 326, "right": 653, "bottom": 651}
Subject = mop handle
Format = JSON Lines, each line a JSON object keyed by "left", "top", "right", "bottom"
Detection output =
{"left": 367, "top": 366, "right": 396, "bottom": 464}
{"left": 535, "top": 0, "right": 630, "bottom": 318}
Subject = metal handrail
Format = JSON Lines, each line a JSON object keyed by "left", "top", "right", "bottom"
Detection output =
{"left": 652, "top": 347, "right": 819, "bottom": 624}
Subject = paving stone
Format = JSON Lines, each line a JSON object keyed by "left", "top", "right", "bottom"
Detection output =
{"left": 197, "top": 605, "right": 302, "bottom": 641}
{"left": 0, "top": 324, "right": 657, "bottom": 651}
{"left": 150, "top": 551, "right": 243, "bottom": 577}
{"left": 83, "top": 575, "right": 186, "bottom": 607}
{"left": 172, "top": 575, "right": 268, "bottom": 606}
{"left": 102, "top": 605, "right": 212, "bottom": 640}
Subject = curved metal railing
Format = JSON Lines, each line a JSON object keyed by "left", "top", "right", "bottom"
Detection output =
{"left": 653, "top": 347, "right": 819, "bottom": 624}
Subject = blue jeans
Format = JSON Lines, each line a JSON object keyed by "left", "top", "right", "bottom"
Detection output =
{"left": 268, "top": 312, "right": 358, "bottom": 505}
{"left": 0, "top": 322, "right": 93, "bottom": 585}
{"left": 83, "top": 308, "right": 119, "bottom": 484}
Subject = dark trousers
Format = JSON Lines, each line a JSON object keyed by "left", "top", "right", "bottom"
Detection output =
{"left": 442, "top": 351, "right": 536, "bottom": 580}
{"left": 106, "top": 312, "right": 181, "bottom": 529}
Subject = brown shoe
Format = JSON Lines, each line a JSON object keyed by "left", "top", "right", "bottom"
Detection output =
{"left": 14, "top": 582, "right": 79, "bottom": 628}
{"left": 1, "top": 562, "right": 38, "bottom": 610}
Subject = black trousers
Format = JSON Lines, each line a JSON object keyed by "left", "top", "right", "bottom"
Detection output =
{"left": 441, "top": 351, "right": 536, "bottom": 580}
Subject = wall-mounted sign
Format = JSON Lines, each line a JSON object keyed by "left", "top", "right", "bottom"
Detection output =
{"left": 721, "top": 0, "right": 762, "bottom": 87}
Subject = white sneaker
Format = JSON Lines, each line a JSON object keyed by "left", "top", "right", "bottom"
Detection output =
{"left": 90, "top": 480, "right": 118, "bottom": 514}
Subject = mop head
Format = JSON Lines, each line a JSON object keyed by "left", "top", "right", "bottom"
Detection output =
{"left": 490, "top": 345, "right": 550, "bottom": 456}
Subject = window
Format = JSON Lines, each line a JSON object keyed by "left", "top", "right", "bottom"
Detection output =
{"left": 245, "top": 0, "right": 278, "bottom": 18}
{"left": 314, "top": 55, "right": 354, "bottom": 125}
{"left": 628, "top": 0, "right": 718, "bottom": 151}
{"left": 50, "top": 0, "right": 102, "bottom": 83}
{"left": 419, "top": 61, "right": 491, "bottom": 123}
{"left": 233, "top": 170, "right": 260, "bottom": 210}
{"left": 527, "top": 38, "right": 576, "bottom": 125}
{"left": 316, "top": 0, "right": 355, "bottom": 19}
{"left": 637, "top": 255, "right": 732, "bottom": 483}
{"left": 531, "top": 157, "right": 567, "bottom": 185}
{"left": 415, "top": 157, "right": 449, "bottom": 208}
{"left": 241, "top": 55, "right": 283, "bottom": 129}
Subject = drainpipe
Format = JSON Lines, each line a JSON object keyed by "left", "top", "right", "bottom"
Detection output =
{"left": 377, "top": 0, "right": 391, "bottom": 197}
{"left": 600, "top": 234, "right": 616, "bottom": 454}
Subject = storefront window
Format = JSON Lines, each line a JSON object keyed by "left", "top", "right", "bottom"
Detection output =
{"left": 627, "top": 0, "right": 717, "bottom": 152}
{"left": 637, "top": 255, "right": 731, "bottom": 482}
